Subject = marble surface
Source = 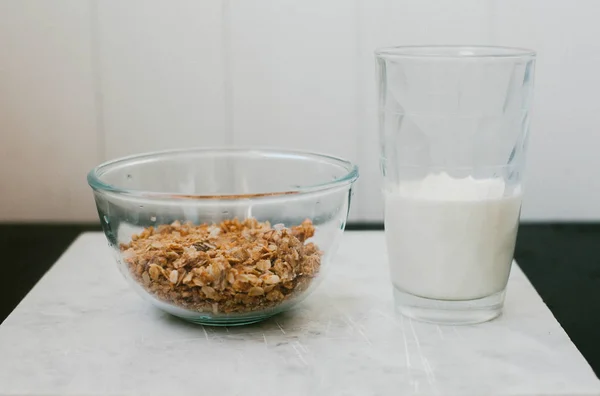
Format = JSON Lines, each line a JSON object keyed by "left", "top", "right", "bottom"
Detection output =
{"left": 0, "top": 232, "right": 598, "bottom": 396}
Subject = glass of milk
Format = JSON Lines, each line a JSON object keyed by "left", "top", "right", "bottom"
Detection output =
{"left": 375, "top": 46, "right": 536, "bottom": 325}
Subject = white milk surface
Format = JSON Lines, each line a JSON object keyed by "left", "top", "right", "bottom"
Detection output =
{"left": 385, "top": 173, "right": 522, "bottom": 301}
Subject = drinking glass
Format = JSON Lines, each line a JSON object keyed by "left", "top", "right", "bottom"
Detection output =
{"left": 376, "top": 46, "right": 536, "bottom": 324}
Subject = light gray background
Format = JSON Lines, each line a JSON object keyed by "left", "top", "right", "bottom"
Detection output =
{"left": 0, "top": 1, "right": 593, "bottom": 222}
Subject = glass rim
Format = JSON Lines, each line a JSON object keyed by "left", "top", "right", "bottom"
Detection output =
{"left": 375, "top": 45, "right": 536, "bottom": 60}
{"left": 87, "top": 147, "right": 359, "bottom": 200}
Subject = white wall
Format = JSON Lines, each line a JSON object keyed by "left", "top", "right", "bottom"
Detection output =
{"left": 1, "top": 0, "right": 598, "bottom": 222}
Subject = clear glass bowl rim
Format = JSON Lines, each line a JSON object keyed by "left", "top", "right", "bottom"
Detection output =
{"left": 87, "top": 147, "right": 359, "bottom": 200}
{"left": 375, "top": 45, "right": 536, "bottom": 59}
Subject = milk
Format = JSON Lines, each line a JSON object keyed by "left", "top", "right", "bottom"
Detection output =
{"left": 385, "top": 173, "right": 522, "bottom": 301}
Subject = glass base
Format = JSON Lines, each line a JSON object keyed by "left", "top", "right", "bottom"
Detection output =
{"left": 393, "top": 287, "right": 505, "bottom": 325}
{"left": 180, "top": 313, "right": 276, "bottom": 327}
{"left": 154, "top": 301, "right": 285, "bottom": 326}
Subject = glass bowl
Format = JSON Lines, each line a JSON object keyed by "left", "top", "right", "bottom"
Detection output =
{"left": 87, "top": 148, "right": 358, "bottom": 326}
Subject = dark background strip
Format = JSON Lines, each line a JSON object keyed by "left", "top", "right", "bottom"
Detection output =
{"left": 0, "top": 223, "right": 598, "bottom": 377}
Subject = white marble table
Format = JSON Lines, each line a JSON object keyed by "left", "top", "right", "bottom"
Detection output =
{"left": 0, "top": 232, "right": 599, "bottom": 396}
